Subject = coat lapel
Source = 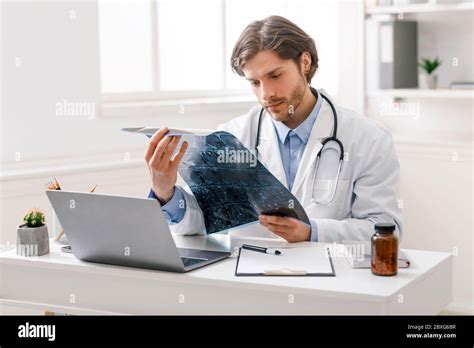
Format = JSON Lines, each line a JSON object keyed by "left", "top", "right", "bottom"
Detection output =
{"left": 256, "top": 112, "right": 288, "bottom": 188}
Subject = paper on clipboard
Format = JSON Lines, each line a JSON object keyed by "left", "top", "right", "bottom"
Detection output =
{"left": 235, "top": 244, "right": 335, "bottom": 276}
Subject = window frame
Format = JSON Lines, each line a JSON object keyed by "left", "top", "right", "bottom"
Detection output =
{"left": 99, "top": 0, "right": 254, "bottom": 117}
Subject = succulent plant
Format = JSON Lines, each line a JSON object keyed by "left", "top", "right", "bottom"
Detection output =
{"left": 418, "top": 57, "right": 442, "bottom": 75}
{"left": 23, "top": 209, "right": 46, "bottom": 228}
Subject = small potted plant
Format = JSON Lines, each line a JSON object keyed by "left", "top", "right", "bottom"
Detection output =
{"left": 418, "top": 57, "right": 442, "bottom": 89}
{"left": 17, "top": 209, "right": 50, "bottom": 256}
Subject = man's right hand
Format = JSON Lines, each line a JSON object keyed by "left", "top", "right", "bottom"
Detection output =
{"left": 145, "top": 127, "right": 188, "bottom": 204}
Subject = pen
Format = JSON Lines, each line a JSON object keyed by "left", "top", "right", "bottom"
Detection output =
{"left": 242, "top": 244, "right": 281, "bottom": 255}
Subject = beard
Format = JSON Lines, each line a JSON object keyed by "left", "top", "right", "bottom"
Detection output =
{"left": 263, "top": 78, "right": 306, "bottom": 122}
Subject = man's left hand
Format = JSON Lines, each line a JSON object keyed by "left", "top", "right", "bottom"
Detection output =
{"left": 259, "top": 215, "right": 311, "bottom": 242}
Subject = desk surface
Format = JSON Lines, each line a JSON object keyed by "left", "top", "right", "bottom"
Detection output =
{"left": 0, "top": 235, "right": 452, "bottom": 304}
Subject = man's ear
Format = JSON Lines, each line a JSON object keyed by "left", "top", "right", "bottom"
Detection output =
{"left": 300, "top": 52, "right": 312, "bottom": 75}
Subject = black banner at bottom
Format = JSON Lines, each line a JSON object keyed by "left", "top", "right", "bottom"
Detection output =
{"left": 0, "top": 315, "right": 472, "bottom": 346}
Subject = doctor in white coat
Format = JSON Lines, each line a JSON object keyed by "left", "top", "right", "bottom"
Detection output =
{"left": 145, "top": 16, "right": 402, "bottom": 244}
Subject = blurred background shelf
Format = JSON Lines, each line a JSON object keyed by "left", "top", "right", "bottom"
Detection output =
{"left": 366, "top": 88, "right": 474, "bottom": 99}
{"left": 366, "top": 2, "right": 473, "bottom": 15}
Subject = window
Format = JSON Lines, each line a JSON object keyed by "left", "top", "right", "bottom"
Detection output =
{"left": 99, "top": 0, "right": 268, "bottom": 101}
{"left": 99, "top": 0, "right": 154, "bottom": 94}
{"left": 99, "top": 0, "right": 358, "bottom": 108}
{"left": 157, "top": 0, "right": 224, "bottom": 91}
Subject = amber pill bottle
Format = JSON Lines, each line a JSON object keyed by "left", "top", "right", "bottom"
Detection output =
{"left": 371, "top": 223, "right": 398, "bottom": 276}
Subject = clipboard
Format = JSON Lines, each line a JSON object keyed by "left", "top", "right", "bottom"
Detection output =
{"left": 235, "top": 245, "right": 336, "bottom": 277}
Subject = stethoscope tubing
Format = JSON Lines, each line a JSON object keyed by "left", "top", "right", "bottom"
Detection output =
{"left": 254, "top": 87, "right": 344, "bottom": 205}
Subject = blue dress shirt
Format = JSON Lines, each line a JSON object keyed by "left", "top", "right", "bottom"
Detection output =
{"left": 148, "top": 187, "right": 186, "bottom": 224}
{"left": 270, "top": 90, "right": 323, "bottom": 242}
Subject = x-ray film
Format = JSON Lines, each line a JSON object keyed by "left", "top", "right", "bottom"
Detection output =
{"left": 123, "top": 127, "right": 310, "bottom": 234}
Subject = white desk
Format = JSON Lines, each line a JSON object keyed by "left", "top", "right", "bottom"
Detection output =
{"left": 0, "top": 235, "right": 453, "bottom": 315}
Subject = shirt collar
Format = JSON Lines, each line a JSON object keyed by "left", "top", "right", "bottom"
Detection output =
{"left": 272, "top": 89, "right": 323, "bottom": 145}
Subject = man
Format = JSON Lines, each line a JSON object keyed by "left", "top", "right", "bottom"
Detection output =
{"left": 145, "top": 16, "right": 402, "bottom": 243}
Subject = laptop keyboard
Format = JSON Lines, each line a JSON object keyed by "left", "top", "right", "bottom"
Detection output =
{"left": 181, "top": 256, "right": 208, "bottom": 268}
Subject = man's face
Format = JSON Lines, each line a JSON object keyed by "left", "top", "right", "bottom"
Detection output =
{"left": 242, "top": 50, "right": 307, "bottom": 122}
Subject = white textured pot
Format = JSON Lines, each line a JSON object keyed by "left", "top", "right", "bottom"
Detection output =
{"left": 419, "top": 73, "right": 437, "bottom": 89}
{"left": 16, "top": 224, "right": 50, "bottom": 256}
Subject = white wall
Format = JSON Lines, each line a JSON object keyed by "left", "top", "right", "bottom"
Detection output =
{"left": 364, "top": 9, "right": 473, "bottom": 314}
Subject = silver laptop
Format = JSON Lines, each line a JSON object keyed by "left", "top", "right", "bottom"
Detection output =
{"left": 46, "top": 190, "right": 230, "bottom": 272}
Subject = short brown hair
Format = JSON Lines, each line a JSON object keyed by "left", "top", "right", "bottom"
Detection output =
{"left": 231, "top": 16, "right": 318, "bottom": 84}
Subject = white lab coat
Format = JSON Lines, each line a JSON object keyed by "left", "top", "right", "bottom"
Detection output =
{"left": 170, "top": 90, "right": 403, "bottom": 243}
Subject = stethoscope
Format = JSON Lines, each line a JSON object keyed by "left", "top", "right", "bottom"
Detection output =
{"left": 255, "top": 87, "right": 344, "bottom": 206}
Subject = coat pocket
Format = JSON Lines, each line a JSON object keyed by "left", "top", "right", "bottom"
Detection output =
{"left": 310, "top": 179, "right": 351, "bottom": 219}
